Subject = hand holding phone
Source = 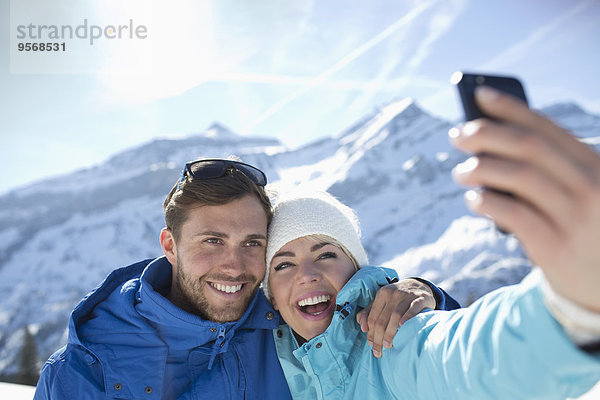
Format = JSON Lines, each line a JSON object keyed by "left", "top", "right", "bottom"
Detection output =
{"left": 451, "top": 71, "right": 529, "bottom": 233}
{"left": 449, "top": 71, "right": 600, "bottom": 315}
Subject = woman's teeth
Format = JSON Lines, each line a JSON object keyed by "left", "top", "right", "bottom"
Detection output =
{"left": 297, "top": 294, "right": 331, "bottom": 307}
{"left": 211, "top": 283, "right": 243, "bottom": 293}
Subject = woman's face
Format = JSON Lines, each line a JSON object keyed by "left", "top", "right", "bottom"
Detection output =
{"left": 268, "top": 236, "right": 356, "bottom": 341}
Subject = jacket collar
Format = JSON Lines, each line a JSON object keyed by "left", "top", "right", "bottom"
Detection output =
{"left": 334, "top": 266, "right": 397, "bottom": 310}
{"left": 134, "top": 257, "right": 281, "bottom": 370}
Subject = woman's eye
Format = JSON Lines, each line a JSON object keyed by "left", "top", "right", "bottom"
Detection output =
{"left": 317, "top": 251, "right": 337, "bottom": 260}
{"left": 274, "top": 262, "right": 293, "bottom": 272}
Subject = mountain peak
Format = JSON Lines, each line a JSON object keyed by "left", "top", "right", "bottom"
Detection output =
{"left": 377, "top": 97, "right": 429, "bottom": 126}
{"left": 380, "top": 97, "right": 419, "bottom": 116}
{"left": 203, "top": 122, "right": 237, "bottom": 138}
{"left": 334, "top": 98, "right": 438, "bottom": 155}
{"left": 378, "top": 97, "right": 430, "bottom": 118}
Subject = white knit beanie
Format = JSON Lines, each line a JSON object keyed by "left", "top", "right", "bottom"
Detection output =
{"left": 262, "top": 190, "right": 369, "bottom": 299}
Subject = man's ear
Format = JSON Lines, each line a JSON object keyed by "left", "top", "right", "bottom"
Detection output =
{"left": 160, "top": 228, "right": 177, "bottom": 266}
{"left": 270, "top": 296, "right": 279, "bottom": 311}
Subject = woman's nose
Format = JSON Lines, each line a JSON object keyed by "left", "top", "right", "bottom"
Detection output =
{"left": 296, "top": 262, "right": 321, "bottom": 284}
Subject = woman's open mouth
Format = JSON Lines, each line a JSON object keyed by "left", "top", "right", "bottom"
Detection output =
{"left": 296, "top": 293, "right": 334, "bottom": 320}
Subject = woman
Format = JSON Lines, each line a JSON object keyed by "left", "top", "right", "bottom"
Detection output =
{"left": 263, "top": 88, "right": 600, "bottom": 399}
{"left": 265, "top": 88, "right": 600, "bottom": 400}
{"left": 264, "top": 190, "right": 600, "bottom": 399}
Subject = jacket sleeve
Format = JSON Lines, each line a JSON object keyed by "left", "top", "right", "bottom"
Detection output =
{"left": 408, "top": 277, "right": 460, "bottom": 311}
{"left": 380, "top": 274, "right": 600, "bottom": 400}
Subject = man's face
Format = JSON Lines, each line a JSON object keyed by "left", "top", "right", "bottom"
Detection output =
{"left": 161, "top": 195, "right": 268, "bottom": 322}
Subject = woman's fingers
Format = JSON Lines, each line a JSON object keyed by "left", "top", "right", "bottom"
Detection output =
{"left": 449, "top": 87, "right": 600, "bottom": 312}
{"left": 461, "top": 189, "right": 561, "bottom": 258}
{"left": 449, "top": 120, "right": 595, "bottom": 200}
{"left": 474, "top": 86, "right": 599, "bottom": 168}
{"left": 450, "top": 92, "right": 600, "bottom": 238}
{"left": 452, "top": 155, "right": 574, "bottom": 231}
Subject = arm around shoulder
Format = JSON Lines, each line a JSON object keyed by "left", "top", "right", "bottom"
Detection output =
{"left": 408, "top": 277, "right": 460, "bottom": 311}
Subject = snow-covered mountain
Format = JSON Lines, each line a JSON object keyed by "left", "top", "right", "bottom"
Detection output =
{"left": 0, "top": 99, "right": 599, "bottom": 378}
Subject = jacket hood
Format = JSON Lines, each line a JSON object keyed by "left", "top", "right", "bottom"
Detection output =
{"left": 67, "top": 258, "right": 151, "bottom": 347}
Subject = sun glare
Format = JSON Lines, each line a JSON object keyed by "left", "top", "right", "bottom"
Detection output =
{"left": 94, "top": 1, "right": 231, "bottom": 105}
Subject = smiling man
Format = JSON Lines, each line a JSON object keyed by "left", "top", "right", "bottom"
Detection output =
{"left": 162, "top": 195, "right": 269, "bottom": 323}
{"left": 34, "top": 159, "right": 294, "bottom": 400}
{"left": 34, "top": 158, "right": 458, "bottom": 400}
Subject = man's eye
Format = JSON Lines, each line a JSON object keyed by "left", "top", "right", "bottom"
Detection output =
{"left": 244, "top": 240, "right": 263, "bottom": 247}
{"left": 205, "top": 238, "right": 222, "bottom": 244}
{"left": 274, "top": 262, "right": 293, "bottom": 272}
{"left": 317, "top": 252, "right": 337, "bottom": 260}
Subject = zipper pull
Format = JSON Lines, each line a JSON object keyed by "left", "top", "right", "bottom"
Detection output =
{"left": 217, "top": 326, "right": 226, "bottom": 347}
{"left": 335, "top": 302, "right": 353, "bottom": 320}
{"left": 208, "top": 326, "right": 227, "bottom": 370}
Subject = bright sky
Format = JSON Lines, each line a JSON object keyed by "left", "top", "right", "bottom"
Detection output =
{"left": 1, "top": 0, "right": 599, "bottom": 194}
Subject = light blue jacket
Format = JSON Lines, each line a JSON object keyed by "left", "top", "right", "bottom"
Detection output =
{"left": 35, "top": 257, "right": 292, "bottom": 400}
{"left": 274, "top": 266, "right": 600, "bottom": 399}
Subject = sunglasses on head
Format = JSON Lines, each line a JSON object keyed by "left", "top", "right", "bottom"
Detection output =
{"left": 175, "top": 159, "right": 267, "bottom": 190}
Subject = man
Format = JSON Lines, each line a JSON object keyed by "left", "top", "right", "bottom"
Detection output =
{"left": 34, "top": 158, "right": 458, "bottom": 399}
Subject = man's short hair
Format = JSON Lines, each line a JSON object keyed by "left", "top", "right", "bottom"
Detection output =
{"left": 163, "top": 168, "right": 272, "bottom": 242}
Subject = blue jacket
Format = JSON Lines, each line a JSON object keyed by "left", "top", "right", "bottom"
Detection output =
{"left": 275, "top": 266, "right": 600, "bottom": 400}
{"left": 34, "top": 257, "right": 293, "bottom": 400}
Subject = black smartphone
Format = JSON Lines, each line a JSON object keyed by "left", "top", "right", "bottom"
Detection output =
{"left": 450, "top": 71, "right": 528, "bottom": 120}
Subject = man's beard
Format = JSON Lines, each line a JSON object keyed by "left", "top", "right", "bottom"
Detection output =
{"left": 170, "top": 259, "right": 261, "bottom": 323}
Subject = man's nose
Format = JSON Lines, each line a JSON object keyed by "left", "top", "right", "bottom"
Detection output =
{"left": 220, "top": 247, "right": 246, "bottom": 274}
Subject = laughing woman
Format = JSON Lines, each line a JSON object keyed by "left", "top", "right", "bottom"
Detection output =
{"left": 263, "top": 89, "right": 600, "bottom": 399}
{"left": 263, "top": 190, "right": 600, "bottom": 400}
